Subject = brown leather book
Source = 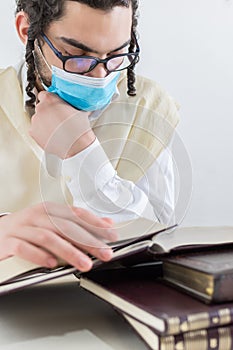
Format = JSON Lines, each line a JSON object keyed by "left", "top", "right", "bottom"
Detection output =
{"left": 162, "top": 247, "right": 233, "bottom": 304}
{"left": 122, "top": 312, "right": 233, "bottom": 350}
{"left": 80, "top": 266, "right": 233, "bottom": 336}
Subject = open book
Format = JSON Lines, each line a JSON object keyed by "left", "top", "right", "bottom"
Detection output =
{"left": 0, "top": 218, "right": 233, "bottom": 295}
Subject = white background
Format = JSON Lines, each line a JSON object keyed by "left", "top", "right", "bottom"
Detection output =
{"left": 1, "top": 1, "right": 233, "bottom": 226}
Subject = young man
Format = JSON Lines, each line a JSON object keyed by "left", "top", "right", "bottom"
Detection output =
{"left": 0, "top": 1, "right": 179, "bottom": 271}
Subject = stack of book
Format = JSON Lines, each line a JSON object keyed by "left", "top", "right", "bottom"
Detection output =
{"left": 0, "top": 220, "right": 233, "bottom": 350}
{"left": 81, "top": 263, "right": 233, "bottom": 350}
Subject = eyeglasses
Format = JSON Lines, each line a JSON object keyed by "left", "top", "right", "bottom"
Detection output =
{"left": 41, "top": 33, "right": 140, "bottom": 74}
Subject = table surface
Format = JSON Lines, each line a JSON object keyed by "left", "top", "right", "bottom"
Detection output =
{"left": 0, "top": 276, "right": 147, "bottom": 350}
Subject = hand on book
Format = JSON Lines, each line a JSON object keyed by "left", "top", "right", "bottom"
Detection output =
{"left": 0, "top": 202, "right": 118, "bottom": 271}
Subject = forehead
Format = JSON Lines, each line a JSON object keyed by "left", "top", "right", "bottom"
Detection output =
{"left": 47, "top": 2, "right": 132, "bottom": 53}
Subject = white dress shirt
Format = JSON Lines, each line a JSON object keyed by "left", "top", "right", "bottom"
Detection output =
{"left": 62, "top": 138, "right": 175, "bottom": 223}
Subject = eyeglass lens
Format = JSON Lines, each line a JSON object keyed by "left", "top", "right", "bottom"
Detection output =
{"left": 65, "top": 54, "right": 136, "bottom": 74}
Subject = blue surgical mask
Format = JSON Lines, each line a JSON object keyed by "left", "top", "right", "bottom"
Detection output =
{"left": 44, "top": 66, "right": 120, "bottom": 112}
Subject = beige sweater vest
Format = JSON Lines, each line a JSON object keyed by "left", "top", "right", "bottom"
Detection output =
{"left": 0, "top": 67, "right": 179, "bottom": 213}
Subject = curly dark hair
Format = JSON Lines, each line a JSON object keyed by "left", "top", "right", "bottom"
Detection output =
{"left": 15, "top": 0, "right": 139, "bottom": 108}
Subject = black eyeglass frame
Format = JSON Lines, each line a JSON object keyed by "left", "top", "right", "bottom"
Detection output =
{"left": 40, "top": 32, "right": 140, "bottom": 74}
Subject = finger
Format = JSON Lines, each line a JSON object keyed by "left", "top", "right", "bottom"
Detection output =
{"left": 76, "top": 242, "right": 113, "bottom": 262}
{"left": 8, "top": 237, "right": 58, "bottom": 268}
{"left": 32, "top": 203, "right": 118, "bottom": 242}
{"left": 72, "top": 207, "right": 118, "bottom": 242}
{"left": 46, "top": 203, "right": 114, "bottom": 229}
{"left": 11, "top": 227, "right": 93, "bottom": 272}
{"left": 37, "top": 90, "right": 55, "bottom": 102}
{"left": 37, "top": 90, "right": 49, "bottom": 103}
{"left": 102, "top": 217, "right": 114, "bottom": 225}
{"left": 42, "top": 217, "right": 113, "bottom": 261}
{"left": 74, "top": 208, "right": 114, "bottom": 228}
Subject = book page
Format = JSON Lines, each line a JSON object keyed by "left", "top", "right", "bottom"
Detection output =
{"left": 0, "top": 256, "right": 74, "bottom": 286}
{"left": 0, "top": 264, "right": 78, "bottom": 295}
{"left": 113, "top": 218, "right": 165, "bottom": 244}
{"left": 0, "top": 257, "right": 40, "bottom": 284}
{"left": 153, "top": 226, "right": 233, "bottom": 253}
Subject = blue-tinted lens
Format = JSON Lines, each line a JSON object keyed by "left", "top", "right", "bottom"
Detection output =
{"left": 106, "top": 54, "right": 137, "bottom": 72}
{"left": 65, "top": 57, "right": 97, "bottom": 73}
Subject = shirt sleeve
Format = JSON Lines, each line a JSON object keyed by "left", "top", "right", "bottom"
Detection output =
{"left": 61, "top": 138, "right": 175, "bottom": 224}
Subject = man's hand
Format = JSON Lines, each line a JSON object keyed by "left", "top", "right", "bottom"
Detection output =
{"left": 29, "top": 91, "right": 96, "bottom": 159}
{"left": 0, "top": 203, "right": 118, "bottom": 272}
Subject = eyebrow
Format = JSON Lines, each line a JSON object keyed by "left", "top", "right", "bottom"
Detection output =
{"left": 58, "top": 36, "right": 131, "bottom": 54}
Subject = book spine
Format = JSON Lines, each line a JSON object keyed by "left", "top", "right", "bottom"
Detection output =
{"left": 166, "top": 308, "right": 233, "bottom": 335}
{"left": 160, "top": 325, "right": 233, "bottom": 350}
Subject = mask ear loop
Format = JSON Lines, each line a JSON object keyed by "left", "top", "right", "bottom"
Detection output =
{"left": 32, "top": 39, "right": 53, "bottom": 93}
{"left": 33, "top": 38, "right": 52, "bottom": 72}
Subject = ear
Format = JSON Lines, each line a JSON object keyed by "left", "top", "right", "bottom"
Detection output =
{"left": 15, "top": 11, "right": 30, "bottom": 45}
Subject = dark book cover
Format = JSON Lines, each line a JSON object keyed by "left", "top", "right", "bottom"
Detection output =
{"left": 121, "top": 312, "right": 233, "bottom": 350}
{"left": 162, "top": 247, "right": 233, "bottom": 303}
{"left": 80, "top": 265, "right": 233, "bottom": 336}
